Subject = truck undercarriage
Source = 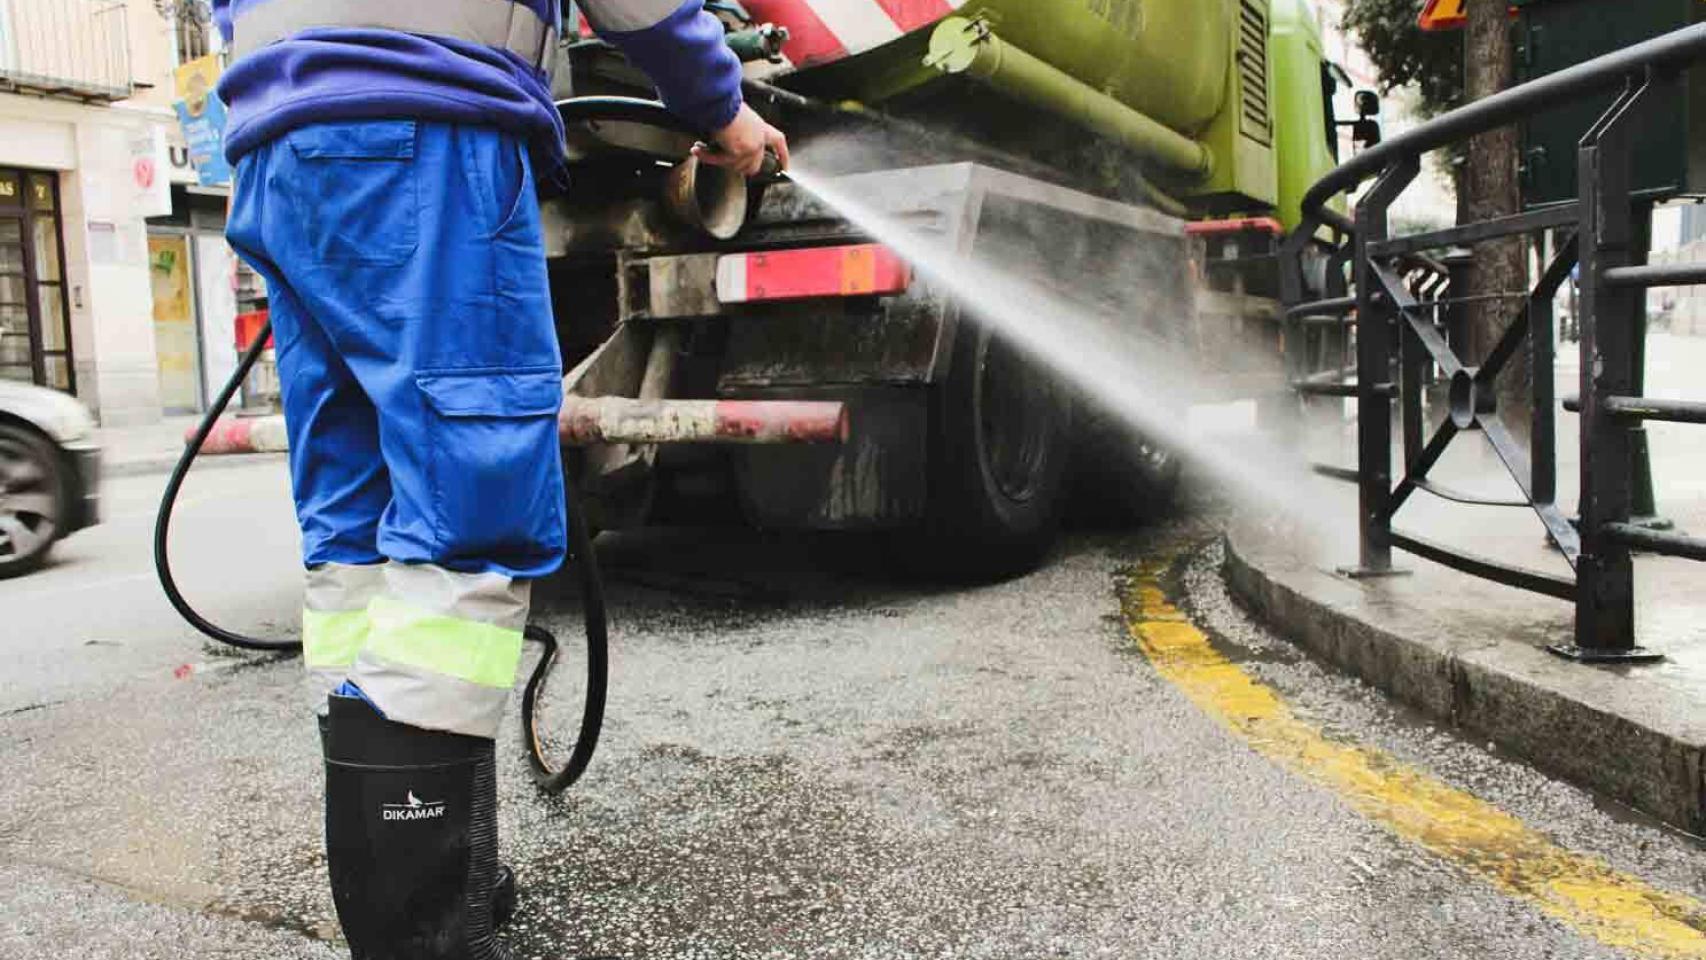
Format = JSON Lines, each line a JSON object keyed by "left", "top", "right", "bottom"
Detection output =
{"left": 543, "top": 92, "right": 1287, "bottom": 578}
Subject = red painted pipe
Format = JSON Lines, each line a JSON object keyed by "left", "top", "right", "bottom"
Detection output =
{"left": 559, "top": 397, "right": 849, "bottom": 445}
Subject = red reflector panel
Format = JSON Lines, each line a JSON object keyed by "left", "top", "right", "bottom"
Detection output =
{"left": 1184, "top": 217, "right": 1285, "bottom": 237}
{"left": 717, "top": 244, "right": 912, "bottom": 304}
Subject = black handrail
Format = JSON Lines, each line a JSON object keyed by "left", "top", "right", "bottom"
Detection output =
{"left": 1282, "top": 22, "right": 1706, "bottom": 664}
{"left": 1300, "top": 22, "right": 1706, "bottom": 231}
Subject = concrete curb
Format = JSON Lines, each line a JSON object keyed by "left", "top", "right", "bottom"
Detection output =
{"left": 106, "top": 451, "right": 288, "bottom": 479}
{"left": 1222, "top": 522, "right": 1706, "bottom": 835}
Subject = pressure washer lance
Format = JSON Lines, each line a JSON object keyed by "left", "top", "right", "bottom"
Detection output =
{"left": 698, "top": 142, "right": 788, "bottom": 182}
{"left": 153, "top": 315, "right": 609, "bottom": 798}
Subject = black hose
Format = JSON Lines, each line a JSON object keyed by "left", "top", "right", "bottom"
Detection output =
{"left": 552, "top": 94, "right": 702, "bottom": 134}
{"left": 521, "top": 469, "right": 608, "bottom": 794}
{"left": 153, "top": 317, "right": 295, "bottom": 652}
{"left": 153, "top": 318, "right": 610, "bottom": 795}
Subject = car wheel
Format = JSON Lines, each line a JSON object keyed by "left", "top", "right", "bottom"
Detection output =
{"left": 0, "top": 423, "right": 66, "bottom": 578}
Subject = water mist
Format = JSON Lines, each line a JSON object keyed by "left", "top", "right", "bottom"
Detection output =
{"left": 783, "top": 158, "right": 1333, "bottom": 524}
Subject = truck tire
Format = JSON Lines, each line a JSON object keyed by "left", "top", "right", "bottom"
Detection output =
{"left": 1067, "top": 406, "right": 1182, "bottom": 525}
{"left": 911, "top": 322, "right": 1071, "bottom": 580}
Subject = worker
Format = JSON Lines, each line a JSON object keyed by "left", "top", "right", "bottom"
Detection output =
{"left": 212, "top": 1, "right": 787, "bottom": 955}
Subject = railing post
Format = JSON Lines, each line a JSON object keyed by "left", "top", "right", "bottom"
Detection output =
{"left": 1277, "top": 224, "right": 1317, "bottom": 443}
{"left": 1565, "top": 78, "right": 1660, "bottom": 662}
{"left": 1344, "top": 157, "right": 1419, "bottom": 577}
{"left": 1625, "top": 201, "right": 1673, "bottom": 532}
{"left": 1400, "top": 292, "right": 1425, "bottom": 471}
{"left": 1530, "top": 239, "right": 1559, "bottom": 508}
{"left": 1442, "top": 249, "right": 1475, "bottom": 368}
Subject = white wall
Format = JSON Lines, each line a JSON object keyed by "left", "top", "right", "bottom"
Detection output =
{"left": 0, "top": 93, "right": 172, "bottom": 423}
{"left": 194, "top": 231, "right": 238, "bottom": 402}
{"left": 75, "top": 121, "right": 163, "bottom": 425}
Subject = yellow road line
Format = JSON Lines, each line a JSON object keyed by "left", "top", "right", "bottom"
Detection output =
{"left": 1118, "top": 554, "right": 1706, "bottom": 959}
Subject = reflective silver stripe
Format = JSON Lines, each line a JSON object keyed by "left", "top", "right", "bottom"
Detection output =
{"left": 303, "top": 563, "right": 385, "bottom": 715}
{"left": 305, "top": 562, "right": 387, "bottom": 613}
{"left": 345, "top": 564, "right": 531, "bottom": 738}
{"left": 348, "top": 650, "right": 511, "bottom": 739}
{"left": 232, "top": 0, "right": 556, "bottom": 69}
{"left": 578, "top": 0, "right": 688, "bottom": 34}
{"left": 383, "top": 563, "right": 530, "bottom": 632}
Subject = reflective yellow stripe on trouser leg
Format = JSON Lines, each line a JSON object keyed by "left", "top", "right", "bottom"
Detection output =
{"left": 302, "top": 563, "right": 387, "bottom": 713}
{"left": 348, "top": 564, "right": 530, "bottom": 740}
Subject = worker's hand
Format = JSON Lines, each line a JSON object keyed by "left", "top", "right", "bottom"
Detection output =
{"left": 695, "top": 103, "right": 789, "bottom": 177}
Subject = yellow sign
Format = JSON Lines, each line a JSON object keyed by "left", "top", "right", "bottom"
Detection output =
{"left": 174, "top": 54, "right": 221, "bottom": 119}
{"left": 1418, "top": 0, "right": 1468, "bottom": 31}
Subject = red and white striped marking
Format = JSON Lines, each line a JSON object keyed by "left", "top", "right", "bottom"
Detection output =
{"left": 189, "top": 416, "right": 290, "bottom": 455}
{"left": 716, "top": 244, "right": 912, "bottom": 304}
{"left": 741, "top": 0, "right": 962, "bottom": 67}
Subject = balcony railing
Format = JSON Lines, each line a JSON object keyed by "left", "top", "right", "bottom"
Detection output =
{"left": 0, "top": 0, "right": 132, "bottom": 103}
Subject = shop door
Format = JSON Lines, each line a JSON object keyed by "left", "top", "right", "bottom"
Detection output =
{"left": 0, "top": 213, "right": 31, "bottom": 384}
{"left": 0, "top": 170, "right": 74, "bottom": 392}
{"left": 149, "top": 234, "right": 202, "bottom": 413}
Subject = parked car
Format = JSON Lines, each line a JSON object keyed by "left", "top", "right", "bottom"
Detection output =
{"left": 0, "top": 381, "right": 100, "bottom": 577}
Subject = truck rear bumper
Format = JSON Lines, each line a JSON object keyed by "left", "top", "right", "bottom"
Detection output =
{"left": 729, "top": 386, "right": 929, "bottom": 531}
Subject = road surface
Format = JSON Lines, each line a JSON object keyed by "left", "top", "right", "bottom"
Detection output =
{"left": 2, "top": 460, "right": 1702, "bottom": 958}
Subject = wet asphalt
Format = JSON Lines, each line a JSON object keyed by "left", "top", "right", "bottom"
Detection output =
{"left": 2, "top": 463, "right": 1703, "bottom": 958}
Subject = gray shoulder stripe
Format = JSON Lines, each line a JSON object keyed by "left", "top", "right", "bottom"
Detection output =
{"left": 231, "top": 0, "right": 555, "bottom": 69}
{"left": 578, "top": 0, "right": 690, "bottom": 35}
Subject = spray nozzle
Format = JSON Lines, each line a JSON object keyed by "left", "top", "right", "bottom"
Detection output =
{"left": 756, "top": 148, "right": 788, "bottom": 183}
{"left": 726, "top": 22, "right": 790, "bottom": 63}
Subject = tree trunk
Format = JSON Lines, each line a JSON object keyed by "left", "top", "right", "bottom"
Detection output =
{"left": 1462, "top": 0, "right": 1530, "bottom": 441}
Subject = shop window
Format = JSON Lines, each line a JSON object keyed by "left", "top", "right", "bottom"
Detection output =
{"left": 0, "top": 168, "right": 73, "bottom": 392}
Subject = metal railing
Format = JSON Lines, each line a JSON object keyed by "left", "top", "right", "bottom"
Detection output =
{"left": 1280, "top": 23, "right": 1706, "bottom": 662}
{"left": 0, "top": 0, "right": 132, "bottom": 102}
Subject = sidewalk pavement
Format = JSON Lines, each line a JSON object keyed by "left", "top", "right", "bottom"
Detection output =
{"left": 97, "top": 413, "right": 285, "bottom": 478}
{"left": 1225, "top": 334, "right": 1706, "bottom": 834}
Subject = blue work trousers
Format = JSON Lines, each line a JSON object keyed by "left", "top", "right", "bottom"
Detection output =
{"left": 226, "top": 120, "right": 567, "bottom": 579}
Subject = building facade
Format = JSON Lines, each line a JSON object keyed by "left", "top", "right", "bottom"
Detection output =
{"left": 0, "top": 0, "right": 246, "bottom": 425}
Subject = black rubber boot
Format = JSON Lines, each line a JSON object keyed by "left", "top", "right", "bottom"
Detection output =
{"left": 320, "top": 709, "right": 518, "bottom": 933}
{"left": 324, "top": 695, "right": 514, "bottom": 960}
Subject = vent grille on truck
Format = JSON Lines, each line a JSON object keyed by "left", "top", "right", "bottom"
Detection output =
{"left": 1238, "top": 0, "right": 1273, "bottom": 146}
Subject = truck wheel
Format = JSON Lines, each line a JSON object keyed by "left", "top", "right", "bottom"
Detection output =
{"left": 914, "top": 322, "right": 1071, "bottom": 580}
{"left": 0, "top": 423, "right": 65, "bottom": 579}
{"left": 1068, "top": 407, "right": 1182, "bottom": 524}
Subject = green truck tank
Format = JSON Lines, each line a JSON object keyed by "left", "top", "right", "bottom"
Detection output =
{"left": 734, "top": 0, "right": 1345, "bottom": 229}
